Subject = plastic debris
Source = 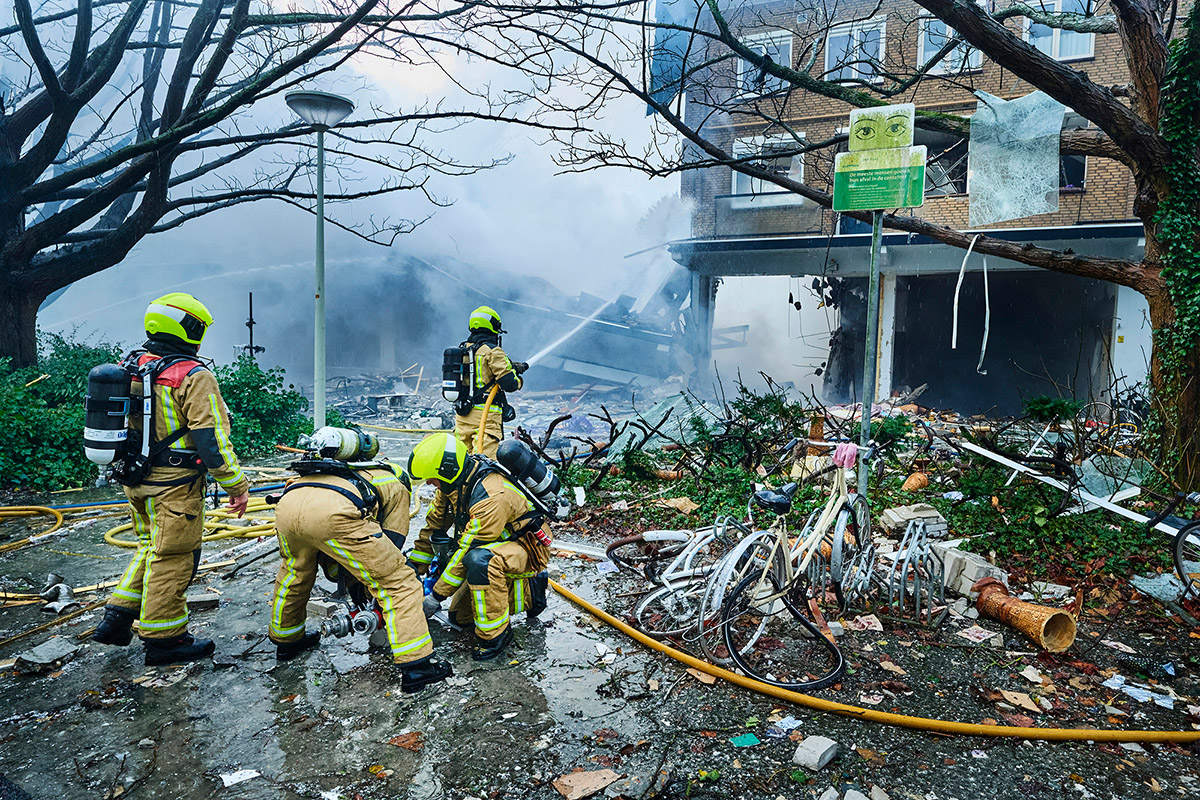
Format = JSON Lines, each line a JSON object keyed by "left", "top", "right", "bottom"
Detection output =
{"left": 730, "top": 733, "right": 760, "bottom": 747}
{"left": 1101, "top": 674, "right": 1174, "bottom": 709}
{"left": 219, "top": 770, "right": 261, "bottom": 787}
{"left": 847, "top": 614, "right": 884, "bottom": 632}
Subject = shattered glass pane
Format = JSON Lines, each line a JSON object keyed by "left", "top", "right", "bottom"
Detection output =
{"left": 968, "top": 91, "right": 1066, "bottom": 226}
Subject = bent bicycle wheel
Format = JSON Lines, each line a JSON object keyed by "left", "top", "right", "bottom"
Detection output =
{"left": 606, "top": 533, "right": 688, "bottom": 579}
{"left": 1173, "top": 521, "right": 1200, "bottom": 600}
{"left": 720, "top": 572, "right": 846, "bottom": 691}
{"left": 692, "top": 532, "right": 775, "bottom": 665}
{"left": 634, "top": 581, "right": 705, "bottom": 639}
{"left": 831, "top": 494, "right": 873, "bottom": 610}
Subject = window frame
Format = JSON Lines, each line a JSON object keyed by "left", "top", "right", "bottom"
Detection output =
{"left": 729, "top": 134, "right": 807, "bottom": 209}
{"left": 824, "top": 18, "right": 887, "bottom": 84}
{"left": 1023, "top": 0, "right": 1095, "bottom": 62}
{"left": 917, "top": 9, "right": 983, "bottom": 75}
{"left": 736, "top": 30, "right": 795, "bottom": 97}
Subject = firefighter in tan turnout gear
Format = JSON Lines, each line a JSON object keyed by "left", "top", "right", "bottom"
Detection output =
{"left": 267, "top": 427, "right": 452, "bottom": 693}
{"left": 92, "top": 293, "right": 250, "bottom": 665}
{"left": 451, "top": 306, "right": 528, "bottom": 458}
{"left": 407, "top": 433, "right": 551, "bottom": 662}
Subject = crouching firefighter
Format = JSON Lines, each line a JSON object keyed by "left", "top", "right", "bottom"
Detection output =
{"left": 443, "top": 305, "right": 528, "bottom": 458}
{"left": 266, "top": 427, "right": 452, "bottom": 693}
{"left": 87, "top": 293, "right": 250, "bottom": 665}
{"left": 407, "top": 432, "right": 560, "bottom": 662}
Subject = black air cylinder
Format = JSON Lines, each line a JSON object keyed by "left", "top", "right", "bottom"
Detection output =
{"left": 84, "top": 364, "right": 131, "bottom": 465}
{"left": 442, "top": 347, "right": 467, "bottom": 403}
{"left": 496, "top": 439, "right": 561, "bottom": 512}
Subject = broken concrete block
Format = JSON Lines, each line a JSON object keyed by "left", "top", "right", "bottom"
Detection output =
{"left": 845, "top": 790, "right": 871, "bottom": 800}
{"left": 15, "top": 636, "right": 81, "bottom": 673}
{"left": 186, "top": 594, "right": 220, "bottom": 612}
{"left": 827, "top": 621, "right": 845, "bottom": 638}
{"left": 932, "top": 542, "right": 1008, "bottom": 597}
{"left": 138, "top": 738, "right": 156, "bottom": 749}
{"left": 817, "top": 788, "right": 839, "bottom": 800}
{"left": 869, "top": 787, "right": 891, "bottom": 800}
{"left": 792, "top": 735, "right": 838, "bottom": 771}
{"left": 306, "top": 599, "right": 342, "bottom": 619}
{"left": 879, "top": 504, "right": 946, "bottom": 534}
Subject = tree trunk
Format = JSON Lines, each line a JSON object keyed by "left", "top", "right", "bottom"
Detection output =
{"left": 0, "top": 275, "right": 42, "bottom": 368}
{"left": 1144, "top": 283, "right": 1200, "bottom": 490}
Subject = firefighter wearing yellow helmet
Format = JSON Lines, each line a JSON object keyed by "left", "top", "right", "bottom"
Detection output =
{"left": 93, "top": 293, "right": 250, "bottom": 666}
{"left": 453, "top": 306, "right": 528, "bottom": 458}
{"left": 407, "top": 433, "right": 551, "bottom": 662}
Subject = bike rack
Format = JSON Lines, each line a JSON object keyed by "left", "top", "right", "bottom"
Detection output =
{"left": 879, "top": 519, "right": 947, "bottom": 627}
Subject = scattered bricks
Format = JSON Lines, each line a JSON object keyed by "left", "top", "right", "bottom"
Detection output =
{"left": 306, "top": 599, "right": 342, "bottom": 619}
{"left": 792, "top": 735, "right": 839, "bottom": 771}
{"left": 14, "top": 636, "right": 81, "bottom": 674}
{"left": 186, "top": 594, "right": 220, "bottom": 612}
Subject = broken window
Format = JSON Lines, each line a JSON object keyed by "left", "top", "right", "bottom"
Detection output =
{"left": 915, "top": 127, "right": 969, "bottom": 196}
{"left": 738, "top": 31, "right": 793, "bottom": 95}
{"left": 825, "top": 19, "right": 885, "bottom": 83}
{"left": 1027, "top": 0, "right": 1095, "bottom": 61}
{"left": 918, "top": 11, "right": 982, "bottom": 74}
{"left": 730, "top": 135, "right": 805, "bottom": 207}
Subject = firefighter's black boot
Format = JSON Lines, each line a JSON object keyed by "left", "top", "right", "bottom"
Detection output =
{"left": 400, "top": 655, "right": 453, "bottom": 693}
{"left": 472, "top": 625, "right": 513, "bottom": 662}
{"left": 276, "top": 631, "right": 321, "bottom": 662}
{"left": 527, "top": 572, "right": 549, "bottom": 619}
{"left": 92, "top": 606, "right": 136, "bottom": 647}
{"left": 142, "top": 633, "right": 215, "bottom": 666}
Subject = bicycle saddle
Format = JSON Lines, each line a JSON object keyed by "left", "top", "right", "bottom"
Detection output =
{"left": 752, "top": 482, "right": 799, "bottom": 516}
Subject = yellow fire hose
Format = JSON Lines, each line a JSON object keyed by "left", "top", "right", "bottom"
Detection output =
{"left": 360, "top": 423, "right": 452, "bottom": 434}
{"left": 549, "top": 579, "right": 1200, "bottom": 744}
{"left": 475, "top": 385, "right": 500, "bottom": 454}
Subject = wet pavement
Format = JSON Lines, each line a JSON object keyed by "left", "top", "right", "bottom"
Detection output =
{"left": 2, "top": 433, "right": 1199, "bottom": 799}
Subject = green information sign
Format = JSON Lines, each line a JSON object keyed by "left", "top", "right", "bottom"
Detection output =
{"left": 832, "top": 146, "right": 927, "bottom": 211}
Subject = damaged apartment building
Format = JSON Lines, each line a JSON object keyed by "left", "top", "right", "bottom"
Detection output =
{"left": 669, "top": 0, "right": 1149, "bottom": 414}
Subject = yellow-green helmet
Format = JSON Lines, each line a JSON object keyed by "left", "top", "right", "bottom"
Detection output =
{"left": 144, "top": 292, "right": 213, "bottom": 346}
{"left": 468, "top": 305, "right": 503, "bottom": 334}
{"left": 407, "top": 432, "right": 467, "bottom": 483}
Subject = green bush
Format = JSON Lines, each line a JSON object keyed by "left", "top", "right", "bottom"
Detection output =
{"left": 213, "top": 355, "right": 319, "bottom": 456}
{"left": 0, "top": 331, "right": 125, "bottom": 492}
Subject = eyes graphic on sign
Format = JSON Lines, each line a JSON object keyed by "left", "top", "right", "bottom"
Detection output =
{"left": 852, "top": 120, "right": 876, "bottom": 142}
{"left": 886, "top": 114, "right": 910, "bottom": 138}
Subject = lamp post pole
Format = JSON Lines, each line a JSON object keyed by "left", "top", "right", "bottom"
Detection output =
{"left": 285, "top": 90, "right": 353, "bottom": 431}
{"left": 314, "top": 127, "right": 326, "bottom": 429}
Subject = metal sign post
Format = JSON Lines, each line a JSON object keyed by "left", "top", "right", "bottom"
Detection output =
{"left": 858, "top": 211, "right": 883, "bottom": 497}
{"left": 832, "top": 103, "right": 926, "bottom": 498}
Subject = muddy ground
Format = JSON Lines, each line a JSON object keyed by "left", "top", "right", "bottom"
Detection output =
{"left": 2, "top": 433, "right": 1199, "bottom": 800}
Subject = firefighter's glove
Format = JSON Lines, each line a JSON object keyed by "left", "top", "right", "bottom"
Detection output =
{"left": 514, "top": 361, "right": 530, "bottom": 375}
{"left": 422, "top": 594, "right": 443, "bottom": 619}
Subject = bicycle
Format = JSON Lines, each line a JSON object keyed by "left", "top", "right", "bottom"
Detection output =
{"left": 1143, "top": 491, "right": 1200, "bottom": 600}
{"left": 718, "top": 441, "right": 875, "bottom": 690}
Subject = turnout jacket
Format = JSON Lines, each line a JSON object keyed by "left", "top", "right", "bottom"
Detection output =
{"left": 410, "top": 464, "right": 551, "bottom": 591}
{"left": 282, "top": 464, "right": 411, "bottom": 537}
{"left": 464, "top": 331, "right": 522, "bottom": 410}
{"left": 128, "top": 351, "right": 248, "bottom": 496}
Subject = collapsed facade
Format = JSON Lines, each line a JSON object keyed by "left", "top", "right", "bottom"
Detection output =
{"left": 670, "top": 0, "right": 1149, "bottom": 415}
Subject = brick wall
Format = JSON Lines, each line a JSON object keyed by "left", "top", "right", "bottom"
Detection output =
{"left": 683, "top": 0, "right": 1145, "bottom": 239}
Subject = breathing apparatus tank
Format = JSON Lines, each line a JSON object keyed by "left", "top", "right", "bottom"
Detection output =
{"left": 495, "top": 439, "right": 569, "bottom": 519}
{"left": 442, "top": 346, "right": 474, "bottom": 414}
{"left": 297, "top": 426, "right": 379, "bottom": 461}
{"left": 84, "top": 364, "right": 132, "bottom": 465}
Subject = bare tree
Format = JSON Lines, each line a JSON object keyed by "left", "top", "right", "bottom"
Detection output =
{"left": 438, "top": 0, "right": 1200, "bottom": 487}
{"left": 0, "top": 0, "right": 571, "bottom": 367}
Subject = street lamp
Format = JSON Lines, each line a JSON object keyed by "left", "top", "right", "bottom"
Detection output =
{"left": 286, "top": 90, "right": 355, "bottom": 430}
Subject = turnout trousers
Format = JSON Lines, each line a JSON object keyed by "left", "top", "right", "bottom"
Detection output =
{"left": 108, "top": 475, "right": 205, "bottom": 640}
{"left": 454, "top": 406, "right": 503, "bottom": 458}
{"left": 455, "top": 541, "right": 540, "bottom": 641}
{"left": 270, "top": 489, "right": 433, "bottom": 664}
